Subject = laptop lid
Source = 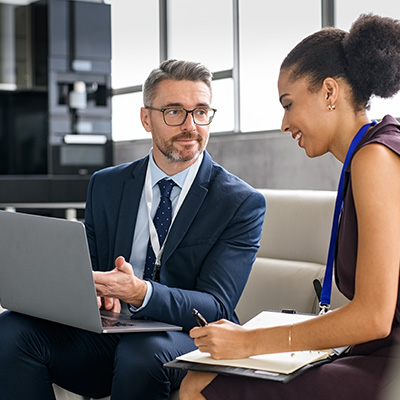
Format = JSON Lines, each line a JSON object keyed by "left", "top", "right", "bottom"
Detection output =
{"left": 0, "top": 210, "right": 181, "bottom": 334}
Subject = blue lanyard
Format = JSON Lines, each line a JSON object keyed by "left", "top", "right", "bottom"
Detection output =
{"left": 319, "top": 121, "right": 377, "bottom": 314}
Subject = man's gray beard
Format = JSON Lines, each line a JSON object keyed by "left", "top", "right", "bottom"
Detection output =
{"left": 162, "top": 148, "right": 200, "bottom": 163}
{"left": 156, "top": 140, "right": 203, "bottom": 163}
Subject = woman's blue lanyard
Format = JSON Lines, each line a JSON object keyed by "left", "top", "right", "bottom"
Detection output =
{"left": 319, "top": 120, "right": 377, "bottom": 315}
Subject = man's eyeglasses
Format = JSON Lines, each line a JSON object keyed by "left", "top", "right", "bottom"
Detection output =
{"left": 145, "top": 106, "right": 217, "bottom": 126}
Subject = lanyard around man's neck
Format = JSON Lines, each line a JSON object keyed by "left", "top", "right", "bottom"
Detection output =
{"left": 144, "top": 152, "right": 203, "bottom": 267}
{"left": 319, "top": 120, "right": 377, "bottom": 314}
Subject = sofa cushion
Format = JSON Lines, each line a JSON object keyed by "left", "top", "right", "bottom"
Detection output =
{"left": 53, "top": 384, "right": 179, "bottom": 400}
{"left": 256, "top": 189, "right": 336, "bottom": 265}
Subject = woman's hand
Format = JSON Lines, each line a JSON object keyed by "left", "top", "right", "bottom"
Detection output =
{"left": 189, "top": 319, "right": 251, "bottom": 360}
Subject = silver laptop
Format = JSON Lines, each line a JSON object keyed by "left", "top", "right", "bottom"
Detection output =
{"left": 0, "top": 210, "right": 182, "bottom": 334}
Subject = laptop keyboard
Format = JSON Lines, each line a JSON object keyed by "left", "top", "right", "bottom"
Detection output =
{"left": 101, "top": 316, "right": 136, "bottom": 328}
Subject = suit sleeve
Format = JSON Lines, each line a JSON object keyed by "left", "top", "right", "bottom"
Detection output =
{"left": 132, "top": 190, "right": 266, "bottom": 332}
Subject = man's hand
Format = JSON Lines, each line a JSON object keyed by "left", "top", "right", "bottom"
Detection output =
{"left": 97, "top": 296, "right": 121, "bottom": 313}
{"left": 93, "top": 256, "right": 148, "bottom": 308}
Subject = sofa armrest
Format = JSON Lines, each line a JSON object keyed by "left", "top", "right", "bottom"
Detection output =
{"left": 236, "top": 258, "right": 325, "bottom": 323}
{"left": 235, "top": 257, "right": 350, "bottom": 324}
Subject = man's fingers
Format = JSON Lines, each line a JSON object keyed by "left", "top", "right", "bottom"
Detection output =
{"left": 115, "top": 256, "right": 126, "bottom": 269}
{"left": 115, "top": 256, "right": 134, "bottom": 275}
{"left": 103, "top": 297, "right": 114, "bottom": 310}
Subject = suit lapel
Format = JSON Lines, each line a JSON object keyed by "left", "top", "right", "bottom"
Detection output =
{"left": 112, "top": 152, "right": 213, "bottom": 266}
{"left": 114, "top": 157, "right": 148, "bottom": 261}
{"left": 161, "top": 152, "right": 212, "bottom": 263}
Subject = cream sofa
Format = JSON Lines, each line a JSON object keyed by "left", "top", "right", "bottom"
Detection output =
{"left": 236, "top": 189, "right": 348, "bottom": 323}
{"left": 0, "top": 189, "right": 348, "bottom": 399}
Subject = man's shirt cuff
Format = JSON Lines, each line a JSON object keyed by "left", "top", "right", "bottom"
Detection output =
{"left": 129, "top": 280, "right": 153, "bottom": 313}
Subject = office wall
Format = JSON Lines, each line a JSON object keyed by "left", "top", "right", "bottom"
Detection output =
{"left": 113, "top": 130, "right": 342, "bottom": 191}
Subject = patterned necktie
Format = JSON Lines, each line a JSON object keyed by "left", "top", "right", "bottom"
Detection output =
{"left": 143, "top": 178, "right": 176, "bottom": 280}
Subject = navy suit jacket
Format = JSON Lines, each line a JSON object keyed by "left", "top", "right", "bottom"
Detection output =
{"left": 85, "top": 151, "right": 266, "bottom": 332}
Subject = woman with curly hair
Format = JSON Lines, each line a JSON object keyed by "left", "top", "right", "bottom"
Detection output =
{"left": 180, "top": 14, "right": 400, "bottom": 400}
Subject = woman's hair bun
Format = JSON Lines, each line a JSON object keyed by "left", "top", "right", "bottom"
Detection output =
{"left": 344, "top": 14, "right": 400, "bottom": 101}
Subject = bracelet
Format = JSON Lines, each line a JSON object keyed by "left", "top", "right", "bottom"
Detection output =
{"left": 288, "top": 324, "right": 293, "bottom": 351}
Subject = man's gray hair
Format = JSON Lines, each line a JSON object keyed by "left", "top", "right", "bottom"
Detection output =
{"left": 143, "top": 59, "right": 213, "bottom": 106}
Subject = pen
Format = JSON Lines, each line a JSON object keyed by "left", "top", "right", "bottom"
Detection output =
{"left": 192, "top": 308, "right": 208, "bottom": 327}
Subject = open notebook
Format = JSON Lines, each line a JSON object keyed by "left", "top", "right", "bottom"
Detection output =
{"left": 164, "top": 311, "right": 348, "bottom": 382}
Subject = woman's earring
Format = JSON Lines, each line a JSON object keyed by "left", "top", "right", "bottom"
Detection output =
{"left": 328, "top": 104, "right": 336, "bottom": 111}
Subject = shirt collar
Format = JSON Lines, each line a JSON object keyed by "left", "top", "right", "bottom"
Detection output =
{"left": 149, "top": 149, "right": 192, "bottom": 189}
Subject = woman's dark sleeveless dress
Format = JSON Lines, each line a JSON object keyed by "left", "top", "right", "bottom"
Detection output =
{"left": 201, "top": 115, "right": 400, "bottom": 400}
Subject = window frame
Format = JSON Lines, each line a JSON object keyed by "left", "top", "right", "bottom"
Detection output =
{"left": 111, "top": 0, "right": 335, "bottom": 139}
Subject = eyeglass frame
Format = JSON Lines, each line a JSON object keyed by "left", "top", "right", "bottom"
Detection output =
{"left": 144, "top": 106, "right": 217, "bottom": 126}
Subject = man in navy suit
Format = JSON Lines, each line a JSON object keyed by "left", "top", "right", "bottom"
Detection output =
{"left": 0, "top": 59, "right": 265, "bottom": 399}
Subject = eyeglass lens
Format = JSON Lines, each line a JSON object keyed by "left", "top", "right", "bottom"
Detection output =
{"left": 164, "top": 108, "right": 214, "bottom": 126}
